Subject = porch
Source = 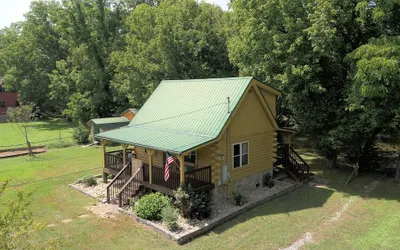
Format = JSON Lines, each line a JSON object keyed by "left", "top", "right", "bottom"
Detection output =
{"left": 103, "top": 147, "right": 214, "bottom": 206}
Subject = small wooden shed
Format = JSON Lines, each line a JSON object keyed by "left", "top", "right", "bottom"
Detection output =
{"left": 87, "top": 109, "right": 137, "bottom": 142}
{"left": 87, "top": 117, "right": 130, "bottom": 142}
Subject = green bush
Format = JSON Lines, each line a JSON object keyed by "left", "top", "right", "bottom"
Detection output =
{"left": 232, "top": 192, "right": 246, "bottom": 206}
{"left": 46, "top": 140, "right": 75, "bottom": 149}
{"left": 262, "top": 173, "right": 275, "bottom": 188}
{"left": 73, "top": 122, "right": 89, "bottom": 144}
{"left": 82, "top": 175, "right": 97, "bottom": 187}
{"left": 161, "top": 205, "right": 179, "bottom": 231}
{"left": 134, "top": 192, "right": 170, "bottom": 221}
{"left": 173, "top": 184, "right": 211, "bottom": 220}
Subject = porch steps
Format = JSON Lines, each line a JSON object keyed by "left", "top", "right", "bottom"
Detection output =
{"left": 275, "top": 145, "right": 310, "bottom": 182}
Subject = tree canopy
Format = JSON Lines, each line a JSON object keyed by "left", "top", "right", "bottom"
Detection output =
{"left": 0, "top": 0, "right": 399, "bottom": 170}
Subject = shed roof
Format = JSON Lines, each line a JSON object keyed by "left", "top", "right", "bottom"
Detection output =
{"left": 89, "top": 117, "right": 129, "bottom": 125}
{"left": 95, "top": 77, "right": 277, "bottom": 154}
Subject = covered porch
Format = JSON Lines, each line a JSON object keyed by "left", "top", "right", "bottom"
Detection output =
{"left": 102, "top": 142, "right": 214, "bottom": 206}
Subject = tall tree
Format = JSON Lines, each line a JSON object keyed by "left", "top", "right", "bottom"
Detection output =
{"left": 347, "top": 0, "right": 400, "bottom": 178}
{"left": 227, "top": 0, "right": 380, "bottom": 167}
{"left": 0, "top": 0, "right": 64, "bottom": 113}
{"left": 49, "top": 0, "right": 131, "bottom": 123}
{"left": 111, "top": 0, "right": 234, "bottom": 107}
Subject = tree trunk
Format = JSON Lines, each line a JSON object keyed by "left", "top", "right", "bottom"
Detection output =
{"left": 327, "top": 152, "right": 338, "bottom": 169}
{"left": 395, "top": 153, "right": 400, "bottom": 183}
{"left": 26, "top": 140, "right": 33, "bottom": 156}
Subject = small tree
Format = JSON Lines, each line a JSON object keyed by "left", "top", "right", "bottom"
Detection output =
{"left": 6, "top": 102, "right": 38, "bottom": 156}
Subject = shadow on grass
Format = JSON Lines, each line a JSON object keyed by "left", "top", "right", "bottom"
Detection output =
{"left": 211, "top": 185, "right": 334, "bottom": 235}
{"left": 32, "top": 119, "right": 74, "bottom": 132}
{"left": 299, "top": 148, "right": 400, "bottom": 203}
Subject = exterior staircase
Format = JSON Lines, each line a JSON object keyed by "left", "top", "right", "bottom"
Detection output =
{"left": 274, "top": 144, "right": 310, "bottom": 182}
{"left": 106, "top": 162, "right": 133, "bottom": 204}
{"left": 106, "top": 161, "right": 145, "bottom": 207}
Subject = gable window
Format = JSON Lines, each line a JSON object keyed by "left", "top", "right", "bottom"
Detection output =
{"left": 233, "top": 142, "right": 249, "bottom": 168}
{"left": 184, "top": 151, "right": 196, "bottom": 164}
{"left": 0, "top": 101, "right": 5, "bottom": 108}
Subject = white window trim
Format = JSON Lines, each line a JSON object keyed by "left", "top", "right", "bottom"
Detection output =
{"left": 232, "top": 141, "right": 249, "bottom": 169}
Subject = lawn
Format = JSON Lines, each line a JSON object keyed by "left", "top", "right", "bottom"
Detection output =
{"left": 0, "top": 145, "right": 399, "bottom": 249}
{"left": 0, "top": 119, "right": 74, "bottom": 149}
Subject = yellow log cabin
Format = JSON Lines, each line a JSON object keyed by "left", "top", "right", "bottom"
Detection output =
{"left": 95, "top": 77, "right": 308, "bottom": 207}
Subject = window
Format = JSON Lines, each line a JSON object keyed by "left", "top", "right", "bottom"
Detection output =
{"left": 184, "top": 151, "right": 196, "bottom": 164}
{"left": 233, "top": 142, "right": 249, "bottom": 168}
{"left": 0, "top": 101, "right": 5, "bottom": 108}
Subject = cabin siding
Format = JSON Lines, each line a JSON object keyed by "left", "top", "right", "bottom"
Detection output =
{"left": 220, "top": 85, "right": 277, "bottom": 183}
{"left": 135, "top": 146, "right": 164, "bottom": 167}
{"left": 259, "top": 88, "right": 277, "bottom": 118}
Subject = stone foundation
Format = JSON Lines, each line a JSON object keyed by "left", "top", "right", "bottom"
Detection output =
{"left": 234, "top": 169, "right": 273, "bottom": 194}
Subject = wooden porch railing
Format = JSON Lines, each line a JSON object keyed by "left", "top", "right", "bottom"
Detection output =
{"left": 152, "top": 166, "right": 181, "bottom": 190}
{"left": 104, "top": 149, "right": 133, "bottom": 172}
{"left": 106, "top": 161, "right": 132, "bottom": 203}
{"left": 117, "top": 167, "right": 144, "bottom": 207}
{"left": 185, "top": 166, "right": 212, "bottom": 189}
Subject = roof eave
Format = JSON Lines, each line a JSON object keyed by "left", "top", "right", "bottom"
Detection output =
{"left": 94, "top": 134, "right": 183, "bottom": 155}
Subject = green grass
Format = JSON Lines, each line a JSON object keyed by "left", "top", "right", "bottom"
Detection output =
{"left": 0, "top": 146, "right": 399, "bottom": 249}
{"left": 0, "top": 118, "right": 75, "bottom": 149}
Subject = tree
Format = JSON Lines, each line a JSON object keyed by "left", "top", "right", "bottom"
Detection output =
{"left": 49, "top": 0, "right": 131, "bottom": 123}
{"left": 6, "top": 102, "right": 38, "bottom": 156}
{"left": 111, "top": 0, "right": 234, "bottom": 107}
{"left": 0, "top": 1, "right": 65, "bottom": 113}
{"left": 347, "top": 0, "right": 400, "bottom": 179}
{"left": 0, "top": 180, "right": 57, "bottom": 249}
{"left": 227, "top": 0, "right": 387, "bottom": 167}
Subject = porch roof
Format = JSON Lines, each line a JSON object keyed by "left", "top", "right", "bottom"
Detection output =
{"left": 95, "top": 126, "right": 214, "bottom": 154}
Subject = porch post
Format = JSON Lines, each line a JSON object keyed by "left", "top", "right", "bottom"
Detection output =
{"left": 102, "top": 140, "right": 108, "bottom": 183}
{"left": 148, "top": 149, "right": 153, "bottom": 184}
{"left": 178, "top": 155, "right": 185, "bottom": 184}
{"left": 122, "top": 144, "right": 127, "bottom": 166}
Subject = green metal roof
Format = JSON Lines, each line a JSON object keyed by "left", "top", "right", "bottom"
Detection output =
{"left": 89, "top": 117, "right": 129, "bottom": 125}
{"left": 95, "top": 77, "right": 254, "bottom": 154}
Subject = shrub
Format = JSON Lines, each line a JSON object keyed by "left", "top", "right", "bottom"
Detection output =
{"left": 134, "top": 192, "right": 170, "bottom": 221}
{"left": 173, "top": 184, "right": 211, "bottom": 220}
{"left": 46, "top": 140, "right": 75, "bottom": 149}
{"left": 161, "top": 205, "right": 179, "bottom": 231}
{"left": 262, "top": 173, "right": 275, "bottom": 188}
{"left": 232, "top": 192, "right": 246, "bottom": 206}
{"left": 73, "top": 122, "right": 89, "bottom": 144}
{"left": 82, "top": 176, "right": 97, "bottom": 187}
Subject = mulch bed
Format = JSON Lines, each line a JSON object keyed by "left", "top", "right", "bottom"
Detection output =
{"left": 0, "top": 146, "right": 46, "bottom": 158}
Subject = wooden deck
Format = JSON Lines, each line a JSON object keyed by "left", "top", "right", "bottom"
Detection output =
{"left": 105, "top": 150, "right": 214, "bottom": 206}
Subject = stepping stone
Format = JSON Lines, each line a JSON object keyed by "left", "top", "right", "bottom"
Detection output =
{"left": 61, "top": 219, "right": 73, "bottom": 224}
{"left": 47, "top": 223, "right": 57, "bottom": 227}
{"left": 78, "top": 214, "right": 89, "bottom": 218}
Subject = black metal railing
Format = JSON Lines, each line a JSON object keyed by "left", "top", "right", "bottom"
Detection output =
{"left": 117, "top": 167, "right": 144, "bottom": 207}
{"left": 106, "top": 161, "right": 132, "bottom": 203}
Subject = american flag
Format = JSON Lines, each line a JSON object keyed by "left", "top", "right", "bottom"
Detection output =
{"left": 164, "top": 153, "right": 174, "bottom": 181}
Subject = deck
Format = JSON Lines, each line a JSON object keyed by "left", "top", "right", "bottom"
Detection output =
{"left": 105, "top": 150, "right": 214, "bottom": 206}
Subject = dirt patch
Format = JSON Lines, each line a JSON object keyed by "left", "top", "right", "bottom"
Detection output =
{"left": 282, "top": 232, "right": 313, "bottom": 250}
{"left": 46, "top": 223, "right": 57, "bottom": 227}
{"left": 87, "top": 203, "right": 119, "bottom": 218}
{"left": 61, "top": 219, "right": 73, "bottom": 224}
{"left": 0, "top": 146, "right": 46, "bottom": 158}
